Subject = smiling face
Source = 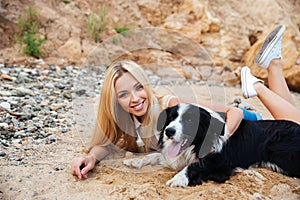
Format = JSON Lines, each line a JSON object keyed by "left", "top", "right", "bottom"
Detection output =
{"left": 115, "top": 72, "right": 149, "bottom": 118}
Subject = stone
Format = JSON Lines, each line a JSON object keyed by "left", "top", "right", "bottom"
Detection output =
{"left": 0, "top": 123, "right": 9, "bottom": 129}
{"left": 0, "top": 102, "right": 11, "bottom": 111}
{"left": 57, "top": 37, "right": 82, "bottom": 62}
{"left": 1, "top": 74, "right": 14, "bottom": 81}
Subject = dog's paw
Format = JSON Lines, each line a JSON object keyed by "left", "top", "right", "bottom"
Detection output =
{"left": 123, "top": 158, "right": 144, "bottom": 168}
{"left": 166, "top": 169, "right": 189, "bottom": 188}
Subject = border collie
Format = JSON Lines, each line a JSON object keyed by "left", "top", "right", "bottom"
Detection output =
{"left": 124, "top": 103, "right": 300, "bottom": 187}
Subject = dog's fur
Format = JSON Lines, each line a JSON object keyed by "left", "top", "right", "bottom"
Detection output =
{"left": 124, "top": 103, "right": 300, "bottom": 187}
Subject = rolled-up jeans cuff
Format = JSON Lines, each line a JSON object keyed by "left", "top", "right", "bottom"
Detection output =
{"left": 241, "top": 108, "right": 262, "bottom": 121}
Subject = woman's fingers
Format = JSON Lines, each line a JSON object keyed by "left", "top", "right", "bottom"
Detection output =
{"left": 71, "top": 155, "right": 97, "bottom": 179}
{"left": 80, "top": 160, "right": 95, "bottom": 179}
{"left": 71, "top": 157, "right": 86, "bottom": 179}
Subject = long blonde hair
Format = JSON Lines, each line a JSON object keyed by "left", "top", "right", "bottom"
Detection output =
{"left": 89, "top": 60, "right": 160, "bottom": 153}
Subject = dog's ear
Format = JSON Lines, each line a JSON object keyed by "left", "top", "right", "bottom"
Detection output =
{"left": 157, "top": 109, "right": 167, "bottom": 131}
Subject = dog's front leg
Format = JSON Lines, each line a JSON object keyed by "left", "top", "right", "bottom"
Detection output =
{"left": 187, "top": 153, "right": 234, "bottom": 186}
{"left": 123, "top": 152, "right": 162, "bottom": 168}
{"left": 166, "top": 166, "right": 189, "bottom": 187}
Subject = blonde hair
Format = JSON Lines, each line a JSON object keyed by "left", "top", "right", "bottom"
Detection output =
{"left": 89, "top": 60, "right": 160, "bottom": 153}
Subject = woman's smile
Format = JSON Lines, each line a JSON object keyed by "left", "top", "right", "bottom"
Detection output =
{"left": 131, "top": 100, "right": 145, "bottom": 111}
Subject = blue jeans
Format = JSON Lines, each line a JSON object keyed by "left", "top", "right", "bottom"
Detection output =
{"left": 241, "top": 108, "right": 262, "bottom": 121}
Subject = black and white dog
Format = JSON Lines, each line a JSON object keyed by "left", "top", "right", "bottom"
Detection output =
{"left": 124, "top": 103, "right": 300, "bottom": 187}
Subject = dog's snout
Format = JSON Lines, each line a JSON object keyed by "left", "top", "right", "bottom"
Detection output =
{"left": 165, "top": 127, "right": 176, "bottom": 138}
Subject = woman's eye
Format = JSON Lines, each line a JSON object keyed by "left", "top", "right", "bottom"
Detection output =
{"left": 136, "top": 83, "right": 143, "bottom": 90}
{"left": 118, "top": 92, "right": 128, "bottom": 98}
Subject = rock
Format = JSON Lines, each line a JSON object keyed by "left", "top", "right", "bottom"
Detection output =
{"left": 163, "top": 14, "right": 188, "bottom": 30}
{"left": 286, "top": 66, "right": 300, "bottom": 92}
{"left": 63, "top": 92, "right": 72, "bottom": 99}
{"left": 15, "top": 87, "right": 34, "bottom": 96}
{"left": 0, "top": 151, "right": 6, "bottom": 157}
{"left": 0, "top": 102, "right": 11, "bottom": 111}
{"left": 45, "top": 82, "right": 55, "bottom": 89}
{"left": 57, "top": 37, "right": 82, "bottom": 62}
{"left": 0, "top": 0, "right": 300, "bottom": 92}
{"left": 1, "top": 74, "right": 14, "bottom": 81}
{"left": 0, "top": 91, "right": 12, "bottom": 96}
{"left": 253, "top": 193, "right": 262, "bottom": 200}
{"left": 1, "top": 139, "right": 9, "bottom": 147}
{"left": 0, "top": 123, "right": 9, "bottom": 129}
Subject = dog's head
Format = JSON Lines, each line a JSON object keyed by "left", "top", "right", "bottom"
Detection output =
{"left": 157, "top": 103, "right": 225, "bottom": 158}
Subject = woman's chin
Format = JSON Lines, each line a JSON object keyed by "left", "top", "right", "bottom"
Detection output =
{"left": 132, "top": 109, "right": 147, "bottom": 117}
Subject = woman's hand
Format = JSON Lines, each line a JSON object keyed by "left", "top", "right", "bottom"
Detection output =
{"left": 71, "top": 146, "right": 109, "bottom": 179}
{"left": 71, "top": 154, "right": 97, "bottom": 179}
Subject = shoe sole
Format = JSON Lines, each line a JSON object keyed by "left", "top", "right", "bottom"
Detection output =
{"left": 241, "top": 67, "right": 249, "bottom": 98}
{"left": 255, "top": 25, "right": 285, "bottom": 65}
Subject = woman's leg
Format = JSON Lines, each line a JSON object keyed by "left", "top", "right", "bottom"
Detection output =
{"left": 254, "top": 81, "right": 300, "bottom": 123}
{"left": 266, "top": 59, "right": 295, "bottom": 105}
{"left": 241, "top": 66, "right": 300, "bottom": 124}
{"left": 255, "top": 24, "right": 295, "bottom": 105}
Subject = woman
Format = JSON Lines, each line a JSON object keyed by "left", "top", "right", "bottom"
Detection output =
{"left": 71, "top": 60, "right": 248, "bottom": 179}
{"left": 241, "top": 25, "right": 300, "bottom": 124}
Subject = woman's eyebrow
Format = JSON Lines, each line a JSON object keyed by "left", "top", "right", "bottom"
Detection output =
{"left": 133, "top": 82, "right": 141, "bottom": 87}
{"left": 116, "top": 88, "right": 128, "bottom": 95}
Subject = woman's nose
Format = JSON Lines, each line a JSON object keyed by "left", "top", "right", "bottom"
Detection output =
{"left": 130, "top": 91, "right": 139, "bottom": 102}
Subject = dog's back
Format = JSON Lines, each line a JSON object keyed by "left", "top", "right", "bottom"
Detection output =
{"left": 222, "top": 119, "right": 300, "bottom": 178}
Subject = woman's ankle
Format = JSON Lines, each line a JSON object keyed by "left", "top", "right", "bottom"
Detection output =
{"left": 254, "top": 81, "right": 264, "bottom": 96}
{"left": 267, "top": 59, "right": 281, "bottom": 71}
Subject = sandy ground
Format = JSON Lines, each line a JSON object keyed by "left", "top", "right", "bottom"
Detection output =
{"left": 1, "top": 85, "right": 300, "bottom": 200}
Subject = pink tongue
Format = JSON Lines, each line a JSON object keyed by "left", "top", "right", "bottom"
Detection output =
{"left": 166, "top": 141, "right": 183, "bottom": 157}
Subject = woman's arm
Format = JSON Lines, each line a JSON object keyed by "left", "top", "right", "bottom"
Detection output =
{"left": 180, "top": 100, "right": 243, "bottom": 138}
{"left": 224, "top": 106, "right": 243, "bottom": 137}
{"left": 198, "top": 102, "right": 243, "bottom": 136}
{"left": 71, "top": 145, "right": 110, "bottom": 179}
{"left": 167, "top": 97, "right": 243, "bottom": 138}
{"left": 89, "top": 145, "right": 110, "bottom": 162}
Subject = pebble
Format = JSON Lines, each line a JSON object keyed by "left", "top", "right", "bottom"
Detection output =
{"left": 0, "top": 151, "right": 6, "bottom": 157}
{"left": 0, "top": 63, "right": 89, "bottom": 152}
{"left": 0, "top": 102, "right": 11, "bottom": 111}
{"left": 0, "top": 123, "right": 9, "bottom": 128}
{"left": 254, "top": 171, "right": 265, "bottom": 180}
{"left": 0, "top": 91, "right": 12, "bottom": 96}
{"left": 0, "top": 61, "right": 121, "bottom": 166}
{"left": 1, "top": 74, "right": 14, "bottom": 81}
{"left": 253, "top": 193, "right": 262, "bottom": 200}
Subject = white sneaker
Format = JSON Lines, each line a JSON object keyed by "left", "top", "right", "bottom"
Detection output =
{"left": 241, "top": 66, "right": 264, "bottom": 99}
{"left": 255, "top": 25, "right": 285, "bottom": 69}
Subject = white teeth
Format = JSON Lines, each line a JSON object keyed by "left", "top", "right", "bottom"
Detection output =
{"left": 134, "top": 101, "right": 144, "bottom": 109}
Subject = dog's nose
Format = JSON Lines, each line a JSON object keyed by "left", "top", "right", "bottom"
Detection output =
{"left": 165, "top": 127, "right": 176, "bottom": 138}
